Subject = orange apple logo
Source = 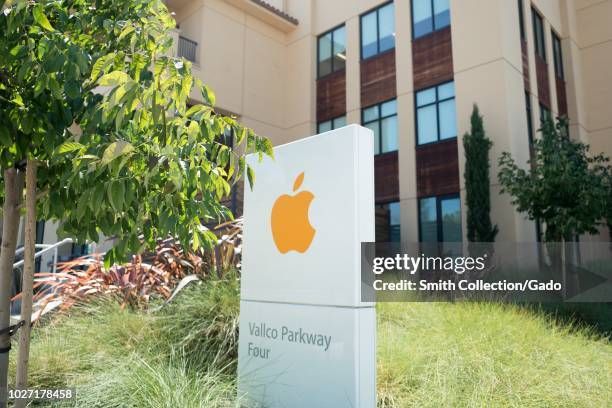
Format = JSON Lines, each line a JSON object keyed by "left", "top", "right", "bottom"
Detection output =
{"left": 270, "top": 172, "right": 316, "bottom": 254}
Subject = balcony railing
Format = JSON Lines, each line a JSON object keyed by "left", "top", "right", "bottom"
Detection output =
{"left": 178, "top": 35, "right": 198, "bottom": 63}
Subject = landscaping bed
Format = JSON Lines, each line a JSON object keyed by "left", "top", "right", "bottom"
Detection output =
{"left": 14, "top": 277, "right": 612, "bottom": 407}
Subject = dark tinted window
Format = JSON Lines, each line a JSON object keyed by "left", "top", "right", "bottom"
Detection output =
{"left": 412, "top": 0, "right": 450, "bottom": 39}
{"left": 419, "top": 195, "right": 461, "bottom": 242}
{"left": 318, "top": 25, "right": 346, "bottom": 77}
{"left": 317, "top": 115, "right": 347, "bottom": 133}
{"left": 416, "top": 81, "right": 456, "bottom": 145}
{"left": 526, "top": 92, "right": 534, "bottom": 144}
{"left": 532, "top": 8, "right": 546, "bottom": 59}
{"left": 539, "top": 103, "right": 551, "bottom": 123}
{"left": 518, "top": 0, "right": 525, "bottom": 40}
{"left": 376, "top": 202, "right": 401, "bottom": 242}
{"left": 552, "top": 31, "right": 564, "bottom": 79}
{"left": 361, "top": 2, "right": 395, "bottom": 59}
{"left": 362, "top": 99, "right": 398, "bottom": 154}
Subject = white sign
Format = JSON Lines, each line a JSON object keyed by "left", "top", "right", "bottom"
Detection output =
{"left": 238, "top": 125, "right": 376, "bottom": 407}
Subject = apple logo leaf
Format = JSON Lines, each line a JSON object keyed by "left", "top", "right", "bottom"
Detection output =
{"left": 293, "top": 172, "right": 305, "bottom": 192}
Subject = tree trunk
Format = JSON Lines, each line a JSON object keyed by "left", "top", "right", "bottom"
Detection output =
{"left": 15, "top": 160, "right": 36, "bottom": 407}
{"left": 0, "top": 168, "right": 25, "bottom": 407}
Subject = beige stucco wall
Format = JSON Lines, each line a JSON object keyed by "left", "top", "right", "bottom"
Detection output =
{"left": 575, "top": 0, "right": 612, "bottom": 158}
{"left": 164, "top": 0, "right": 611, "bottom": 244}
{"left": 452, "top": 0, "right": 536, "bottom": 242}
{"left": 171, "top": 0, "right": 312, "bottom": 146}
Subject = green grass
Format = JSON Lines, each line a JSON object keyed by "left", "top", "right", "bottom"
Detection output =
{"left": 9, "top": 276, "right": 242, "bottom": 407}
{"left": 12, "top": 278, "right": 612, "bottom": 407}
{"left": 377, "top": 302, "right": 611, "bottom": 407}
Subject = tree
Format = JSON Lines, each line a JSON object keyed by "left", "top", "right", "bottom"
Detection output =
{"left": 498, "top": 118, "right": 609, "bottom": 242}
{"left": 463, "top": 105, "right": 498, "bottom": 243}
{"left": 0, "top": 0, "right": 271, "bottom": 404}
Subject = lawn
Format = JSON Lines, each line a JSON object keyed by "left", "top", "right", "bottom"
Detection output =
{"left": 12, "top": 277, "right": 612, "bottom": 407}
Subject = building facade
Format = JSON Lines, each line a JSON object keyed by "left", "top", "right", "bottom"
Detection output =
{"left": 167, "top": 0, "right": 612, "bottom": 243}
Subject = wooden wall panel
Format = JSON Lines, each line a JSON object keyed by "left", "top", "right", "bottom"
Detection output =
{"left": 535, "top": 55, "right": 550, "bottom": 108}
{"left": 316, "top": 70, "right": 346, "bottom": 122}
{"left": 360, "top": 50, "right": 397, "bottom": 107}
{"left": 375, "top": 207, "right": 391, "bottom": 242}
{"left": 521, "top": 40, "right": 530, "bottom": 90}
{"left": 556, "top": 77, "right": 568, "bottom": 117}
{"left": 412, "top": 27, "right": 454, "bottom": 90}
{"left": 416, "top": 140, "right": 460, "bottom": 197}
{"left": 375, "top": 151, "right": 399, "bottom": 203}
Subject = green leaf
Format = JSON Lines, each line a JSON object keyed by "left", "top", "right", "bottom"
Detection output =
{"left": 11, "top": 95, "right": 24, "bottom": 107}
{"left": 201, "top": 84, "right": 216, "bottom": 106}
{"left": 107, "top": 180, "right": 125, "bottom": 211}
{"left": 44, "top": 53, "right": 64, "bottom": 73}
{"left": 118, "top": 24, "right": 135, "bottom": 41}
{"left": 33, "top": 5, "right": 54, "bottom": 31}
{"left": 34, "top": 74, "right": 47, "bottom": 97}
{"left": 64, "top": 81, "right": 80, "bottom": 99}
{"left": 47, "top": 76, "right": 62, "bottom": 99}
{"left": 56, "top": 141, "right": 85, "bottom": 154}
{"left": 90, "top": 53, "right": 116, "bottom": 82}
{"left": 186, "top": 121, "right": 199, "bottom": 140}
{"left": 76, "top": 191, "right": 89, "bottom": 221}
{"left": 247, "top": 165, "right": 255, "bottom": 190}
{"left": 73, "top": 50, "right": 89, "bottom": 74}
{"left": 9, "top": 44, "right": 28, "bottom": 58}
{"left": 17, "top": 58, "right": 30, "bottom": 82}
{"left": 192, "top": 229, "right": 200, "bottom": 251}
{"left": 92, "top": 184, "right": 105, "bottom": 214}
{"left": 104, "top": 250, "right": 114, "bottom": 270}
{"left": 186, "top": 104, "right": 208, "bottom": 118}
{"left": 102, "top": 141, "right": 134, "bottom": 165}
{"left": 98, "top": 71, "right": 132, "bottom": 87}
{"left": 0, "top": 127, "right": 11, "bottom": 147}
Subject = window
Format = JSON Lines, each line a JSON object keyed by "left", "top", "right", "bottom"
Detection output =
{"left": 376, "top": 202, "right": 401, "bottom": 242}
{"left": 415, "top": 81, "right": 456, "bottom": 145}
{"left": 360, "top": 2, "right": 395, "bottom": 59}
{"left": 412, "top": 0, "right": 450, "bottom": 39}
{"left": 525, "top": 92, "right": 533, "bottom": 144}
{"left": 518, "top": 0, "right": 525, "bottom": 40}
{"left": 532, "top": 8, "right": 546, "bottom": 59}
{"left": 552, "top": 31, "right": 564, "bottom": 79}
{"left": 317, "top": 115, "right": 347, "bottom": 133}
{"left": 539, "top": 103, "right": 551, "bottom": 124}
{"left": 362, "top": 99, "right": 397, "bottom": 155}
{"left": 419, "top": 195, "right": 462, "bottom": 242}
{"left": 317, "top": 25, "right": 346, "bottom": 78}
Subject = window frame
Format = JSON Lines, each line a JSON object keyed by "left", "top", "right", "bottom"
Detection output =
{"left": 411, "top": 0, "right": 451, "bottom": 40}
{"left": 532, "top": 7, "right": 546, "bottom": 60}
{"left": 361, "top": 98, "right": 398, "bottom": 155}
{"left": 317, "top": 115, "right": 347, "bottom": 133}
{"left": 418, "top": 193, "right": 461, "bottom": 242}
{"left": 551, "top": 30, "right": 564, "bottom": 80}
{"left": 316, "top": 24, "right": 347, "bottom": 79}
{"left": 360, "top": 0, "right": 395, "bottom": 61}
{"left": 414, "top": 80, "right": 457, "bottom": 146}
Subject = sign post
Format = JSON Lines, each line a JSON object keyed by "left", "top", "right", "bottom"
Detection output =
{"left": 238, "top": 125, "right": 376, "bottom": 407}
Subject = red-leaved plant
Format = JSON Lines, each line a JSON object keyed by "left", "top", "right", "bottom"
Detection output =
{"left": 12, "top": 218, "right": 243, "bottom": 318}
